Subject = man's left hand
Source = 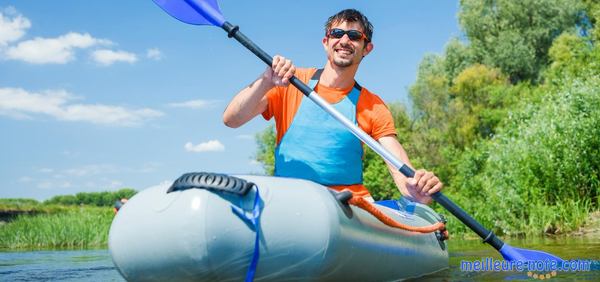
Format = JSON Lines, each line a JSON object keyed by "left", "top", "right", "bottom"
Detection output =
{"left": 406, "top": 169, "right": 443, "bottom": 204}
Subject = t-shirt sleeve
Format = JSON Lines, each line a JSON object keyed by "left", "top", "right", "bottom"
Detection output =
{"left": 371, "top": 102, "right": 397, "bottom": 139}
{"left": 260, "top": 68, "right": 315, "bottom": 122}
{"left": 360, "top": 92, "right": 397, "bottom": 140}
{"left": 261, "top": 86, "right": 283, "bottom": 121}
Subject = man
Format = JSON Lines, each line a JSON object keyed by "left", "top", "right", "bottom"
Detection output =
{"left": 223, "top": 9, "right": 442, "bottom": 204}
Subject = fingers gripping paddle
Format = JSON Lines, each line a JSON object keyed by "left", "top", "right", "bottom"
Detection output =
{"left": 152, "top": 0, "right": 563, "bottom": 263}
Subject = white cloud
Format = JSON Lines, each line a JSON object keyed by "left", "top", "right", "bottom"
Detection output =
{"left": 37, "top": 180, "right": 72, "bottom": 189}
{"left": 236, "top": 134, "right": 254, "bottom": 140}
{"left": 168, "top": 99, "right": 218, "bottom": 109}
{"left": 184, "top": 140, "right": 225, "bottom": 152}
{"left": 0, "top": 87, "right": 163, "bottom": 126}
{"left": 18, "top": 176, "right": 33, "bottom": 182}
{"left": 4, "top": 32, "right": 111, "bottom": 64}
{"left": 104, "top": 179, "right": 124, "bottom": 190}
{"left": 134, "top": 162, "right": 162, "bottom": 173}
{"left": 64, "top": 164, "right": 118, "bottom": 177}
{"left": 92, "top": 49, "right": 137, "bottom": 66}
{"left": 39, "top": 168, "right": 54, "bottom": 173}
{"left": 0, "top": 6, "right": 31, "bottom": 46}
{"left": 146, "top": 48, "right": 162, "bottom": 60}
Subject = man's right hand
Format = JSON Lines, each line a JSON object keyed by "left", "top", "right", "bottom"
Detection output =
{"left": 264, "top": 55, "right": 295, "bottom": 87}
{"left": 223, "top": 55, "right": 295, "bottom": 128}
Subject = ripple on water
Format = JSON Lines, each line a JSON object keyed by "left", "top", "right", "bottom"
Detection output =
{"left": 0, "top": 237, "right": 598, "bottom": 281}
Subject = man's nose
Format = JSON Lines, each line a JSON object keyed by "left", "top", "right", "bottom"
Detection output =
{"left": 340, "top": 33, "right": 352, "bottom": 43}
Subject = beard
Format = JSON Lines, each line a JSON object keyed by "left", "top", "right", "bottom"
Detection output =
{"left": 333, "top": 56, "right": 353, "bottom": 67}
{"left": 331, "top": 43, "right": 359, "bottom": 68}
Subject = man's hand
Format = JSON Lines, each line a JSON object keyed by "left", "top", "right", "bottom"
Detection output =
{"left": 264, "top": 55, "right": 295, "bottom": 86}
{"left": 405, "top": 169, "right": 443, "bottom": 204}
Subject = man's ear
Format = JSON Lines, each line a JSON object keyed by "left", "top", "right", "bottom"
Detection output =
{"left": 363, "top": 42, "right": 374, "bottom": 57}
{"left": 322, "top": 36, "right": 328, "bottom": 50}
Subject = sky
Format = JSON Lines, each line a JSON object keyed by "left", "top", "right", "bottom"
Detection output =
{"left": 0, "top": 0, "right": 461, "bottom": 200}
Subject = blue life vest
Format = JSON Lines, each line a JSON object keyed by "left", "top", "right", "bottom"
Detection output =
{"left": 274, "top": 69, "right": 363, "bottom": 185}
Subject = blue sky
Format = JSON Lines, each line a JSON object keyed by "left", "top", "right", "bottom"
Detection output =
{"left": 0, "top": 1, "right": 460, "bottom": 200}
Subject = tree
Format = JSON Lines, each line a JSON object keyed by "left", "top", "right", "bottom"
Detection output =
{"left": 444, "top": 38, "right": 475, "bottom": 83}
{"left": 447, "top": 64, "right": 510, "bottom": 149}
{"left": 255, "top": 124, "right": 276, "bottom": 175}
{"left": 459, "top": 0, "right": 583, "bottom": 82}
{"left": 407, "top": 54, "right": 454, "bottom": 177}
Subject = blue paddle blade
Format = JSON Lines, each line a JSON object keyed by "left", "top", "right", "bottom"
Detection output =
{"left": 500, "top": 244, "right": 563, "bottom": 262}
{"left": 152, "top": 0, "right": 225, "bottom": 26}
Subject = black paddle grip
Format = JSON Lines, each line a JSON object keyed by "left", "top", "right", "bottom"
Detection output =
{"left": 399, "top": 165, "right": 415, "bottom": 178}
{"left": 432, "top": 192, "right": 504, "bottom": 251}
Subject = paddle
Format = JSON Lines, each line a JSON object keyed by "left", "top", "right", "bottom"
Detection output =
{"left": 151, "top": 0, "right": 563, "bottom": 263}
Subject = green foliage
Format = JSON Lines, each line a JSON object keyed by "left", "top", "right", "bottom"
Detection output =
{"left": 0, "top": 198, "right": 40, "bottom": 211}
{"left": 255, "top": 124, "right": 276, "bottom": 175}
{"left": 447, "top": 64, "right": 511, "bottom": 149}
{"left": 407, "top": 54, "right": 453, "bottom": 179}
{"left": 1, "top": 191, "right": 129, "bottom": 249}
{"left": 0, "top": 206, "right": 113, "bottom": 249}
{"left": 583, "top": 0, "right": 600, "bottom": 41}
{"left": 0, "top": 199, "right": 69, "bottom": 214}
{"left": 459, "top": 0, "right": 583, "bottom": 81}
{"left": 448, "top": 73, "right": 600, "bottom": 235}
{"left": 44, "top": 188, "right": 137, "bottom": 207}
{"left": 444, "top": 38, "right": 475, "bottom": 83}
{"left": 547, "top": 32, "right": 598, "bottom": 79}
{"left": 409, "top": 54, "right": 450, "bottom": 122}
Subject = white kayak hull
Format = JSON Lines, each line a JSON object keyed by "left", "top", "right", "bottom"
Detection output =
{"left": 109, "top": 174, "right": 448, "bottom": 281}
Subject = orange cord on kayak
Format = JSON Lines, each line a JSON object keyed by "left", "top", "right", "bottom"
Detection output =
{"left": 348, "top": 195, "right": 448, "bottom": 236}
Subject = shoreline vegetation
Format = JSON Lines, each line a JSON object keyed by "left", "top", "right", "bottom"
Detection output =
{"left": 1, "top": 189, "right": 135, "bottom": 250}
{"left": 1, "top": 191, "right": 598, "bottom": 250}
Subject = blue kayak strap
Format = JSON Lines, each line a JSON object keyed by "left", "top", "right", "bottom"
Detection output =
{"left": 231, "top": 188, "right": 261, "bottom": 282}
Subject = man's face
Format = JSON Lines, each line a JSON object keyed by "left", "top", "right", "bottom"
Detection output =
{"left": 323, "top": 20, "right": 373, "bottom": 68}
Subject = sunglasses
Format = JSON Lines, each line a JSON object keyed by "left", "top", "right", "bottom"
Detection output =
{"left": 327, "top": 28, "right": 370, "bottom": 42}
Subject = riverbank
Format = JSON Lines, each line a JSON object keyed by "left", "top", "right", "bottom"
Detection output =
{"left": 0, "top": 196, "right": 123, "bottom": 250}
{"left": 572, "top": 211, "right": 600, "bottom": 238}
{"left": 0, "top": 205, "right": 113, "bottom": 250}
{"left": 1, "top": 198, "right": 598, "bottom": 249}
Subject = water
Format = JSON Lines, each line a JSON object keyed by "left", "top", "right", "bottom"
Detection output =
{"left": 1, "top": 237, "right": 599, "bottom": 281}
{"left": 0, "top": 249, "right": 124, "bottom": 282}
{"left": 421, "top": 236, "right": 600, "bottom": 281}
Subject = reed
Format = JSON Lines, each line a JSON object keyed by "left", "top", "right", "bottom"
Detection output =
{"left": 0, "top": 206, "right": 114, "bottom": 249}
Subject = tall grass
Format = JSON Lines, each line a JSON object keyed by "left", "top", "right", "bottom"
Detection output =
{"left": 1, "top": 198, "right": 70, "bottom": 214}
{"left": 0, "top": 206, "right": 114, "bottom": 249}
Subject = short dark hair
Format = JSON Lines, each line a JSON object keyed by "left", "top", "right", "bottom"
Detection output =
{"left": 325, "top": 9, "right": 373, "bottom": 42}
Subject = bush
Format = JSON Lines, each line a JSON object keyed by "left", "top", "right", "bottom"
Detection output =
{"left": 44, "top": 189, "right": 137, "bottom": 207}
{"left": 447, "top": 75, "right": 600, "bottom": 236}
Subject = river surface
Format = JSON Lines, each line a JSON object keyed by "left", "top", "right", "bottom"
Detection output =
{"left": 1, "top": 237, "right": 599, "bottom": 281}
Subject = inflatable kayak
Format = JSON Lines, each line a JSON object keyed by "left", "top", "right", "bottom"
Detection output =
{"left": 109, "top": 172, "right": 449, "bottom": 281}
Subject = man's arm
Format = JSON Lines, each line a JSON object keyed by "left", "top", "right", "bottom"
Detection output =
{"left": 378, "top": 135, "right": 443, "bottom": 204}
{"left": 223, "top": 55, "right": 295, "bottom": 128}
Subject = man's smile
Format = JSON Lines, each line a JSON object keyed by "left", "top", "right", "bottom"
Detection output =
{"left": 334, "top": 47, "right": 354, "bottom": 56}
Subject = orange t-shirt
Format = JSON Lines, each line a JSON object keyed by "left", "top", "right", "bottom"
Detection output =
{"left": 261, "top": 68, "right": 397, "bottom": 197}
